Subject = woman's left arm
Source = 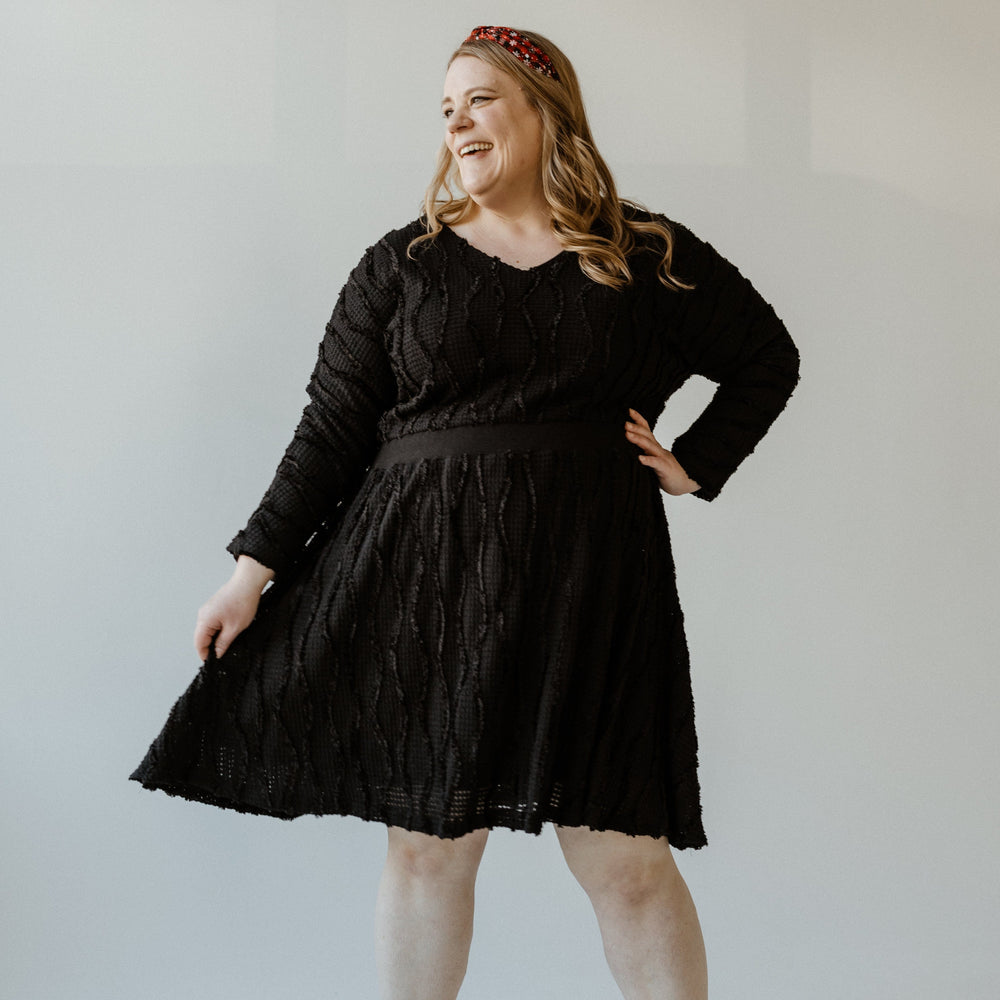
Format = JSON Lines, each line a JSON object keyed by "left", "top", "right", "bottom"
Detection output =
{"left": 662, "top": 223, "right": 800, "bottom": 501}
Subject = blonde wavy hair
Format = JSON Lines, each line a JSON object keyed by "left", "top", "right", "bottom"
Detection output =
{"left": 408, "top": 28, "right": 690, "bottom": 291}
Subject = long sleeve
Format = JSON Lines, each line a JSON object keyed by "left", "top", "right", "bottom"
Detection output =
{"left": 226, "top": 237, "right": 400, "bottom": 577}
{"left": 663, "top": 222, "right": 800, "bottom": 501}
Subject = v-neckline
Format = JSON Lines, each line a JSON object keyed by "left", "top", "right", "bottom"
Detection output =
{"left": 442, "top": 224, "right": 570, "bottom": 273}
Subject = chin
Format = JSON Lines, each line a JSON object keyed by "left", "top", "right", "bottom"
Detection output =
{"left": 458, "top": 176, "right": 491, "bottom": 199}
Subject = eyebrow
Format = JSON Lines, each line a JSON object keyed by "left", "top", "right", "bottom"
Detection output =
{"left": 441, "top": 86, "right": 500, "bottom": 107}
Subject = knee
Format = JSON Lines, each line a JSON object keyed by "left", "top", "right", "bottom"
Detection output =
{"left": 386, "top": 827, "right": 488, "bottom": 885}
{"left": 558, "top": 829, "right": 680, "bottom": 910}
{"left": 584, "top": 854, "right": 677, "bottom": 910}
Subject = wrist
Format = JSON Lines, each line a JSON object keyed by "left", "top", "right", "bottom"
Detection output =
{"left": 232, "top": 554, "right": 275, "bottom": 591}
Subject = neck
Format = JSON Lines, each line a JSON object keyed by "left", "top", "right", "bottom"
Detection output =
{"left": 463, "top": 198, "right": 552, "bottom": 240}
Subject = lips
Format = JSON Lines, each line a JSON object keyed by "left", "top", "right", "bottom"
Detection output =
{"left": 458, "top": 142, "right": 494, "bottom": 157}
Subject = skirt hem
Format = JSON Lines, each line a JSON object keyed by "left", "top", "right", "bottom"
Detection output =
{"left": 128, "top": 772, "right": 708, "bottom": 849}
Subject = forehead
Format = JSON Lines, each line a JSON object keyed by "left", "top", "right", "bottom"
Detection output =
{"left": 442, "top": 55, "right": 514, "bottom": 99}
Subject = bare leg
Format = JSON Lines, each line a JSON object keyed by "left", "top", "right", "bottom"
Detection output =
{"left": 374, "top": 826, "right": 489, "bottom": 1000}
{"left": 555, "top": 825, "right": 708, "bottom": 1000}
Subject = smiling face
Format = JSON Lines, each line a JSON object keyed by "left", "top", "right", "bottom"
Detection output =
{"left": 441, "top": 55, "right": 545, "bottom": 211}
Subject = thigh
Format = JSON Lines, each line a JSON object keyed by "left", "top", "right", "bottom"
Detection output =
{"left": 554, "top": 825, "right": 677, "bottom": 895}
{"left": 385, "top": 825, "right": 490, "bottom": 880}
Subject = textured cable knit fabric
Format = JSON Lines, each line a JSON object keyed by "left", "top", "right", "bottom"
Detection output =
{"left": 130, "top": 212, "right": 799, "bottom": 847}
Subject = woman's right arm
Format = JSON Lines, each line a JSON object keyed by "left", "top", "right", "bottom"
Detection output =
{"left": 197, "top": 237, "right": 402, "bottom": 661}
{"left": 225, "top": 235, "right": 402, "bottom": 580}
{"left": 194, "top": 554, "right": 275, "bottom": 660}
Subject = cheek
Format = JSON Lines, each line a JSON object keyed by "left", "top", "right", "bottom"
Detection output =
{"left": 517, "top": 131, "right": 544, "bottom": 169}
{"left": 517, "top": 118, "right": 544, "bottom": 160}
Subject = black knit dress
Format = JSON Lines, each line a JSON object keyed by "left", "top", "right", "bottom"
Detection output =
{"left": 131, "top": 213, "right": 799, "bottom": 848}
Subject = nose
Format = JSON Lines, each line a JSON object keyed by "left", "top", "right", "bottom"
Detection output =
{"left": 447, "top": 107, "right": 471, "bottom": 132}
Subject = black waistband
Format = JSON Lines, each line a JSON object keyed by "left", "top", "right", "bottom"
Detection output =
{"left": 372, "top": 421, "right": 632, "bottom": 468}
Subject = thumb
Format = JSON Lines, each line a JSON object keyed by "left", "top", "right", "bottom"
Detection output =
{"left": 213, "top": 627, "right": 235, "bottom": 660}
{"left": 194, "top": 621, "right": 219, "bottom": 662}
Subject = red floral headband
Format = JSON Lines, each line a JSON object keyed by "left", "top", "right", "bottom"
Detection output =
{"left": 464, "top": 26, "right": 560, "bottom": 81}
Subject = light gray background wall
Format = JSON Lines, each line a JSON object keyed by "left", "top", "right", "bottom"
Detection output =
{"left": 2, "top": 1, "right": 997, "bottom": 998}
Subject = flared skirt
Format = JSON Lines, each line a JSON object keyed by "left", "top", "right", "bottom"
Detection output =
{"left": 131, "top": 425, "right": 706, "bottom": 847}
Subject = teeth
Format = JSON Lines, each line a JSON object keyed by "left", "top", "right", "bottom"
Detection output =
{"left": 459, "top": 142, "right": 493, "bottom": 157}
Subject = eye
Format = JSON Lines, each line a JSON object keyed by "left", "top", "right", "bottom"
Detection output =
{"left": 442, "top": 107, "right": 453, "bottom": 119}
{"left": 470, "top": 95, "right": 491, "bottom": 105}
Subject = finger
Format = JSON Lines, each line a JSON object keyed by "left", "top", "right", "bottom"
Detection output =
{"left": 625, "top": 423, "right": 661, "bottom": 454}
{"left": 214, "top": 621, "right": 247, "bottom": 659}
{"left": 624, "top": 416, "right": 652, "bottom": 437}
{"left": 628, "top": 408, "right": 650, "bottom": 429}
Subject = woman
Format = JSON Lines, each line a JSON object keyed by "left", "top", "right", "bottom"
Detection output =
{"left": 132, "top": 26, "right": 799, "bottom": 1000}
